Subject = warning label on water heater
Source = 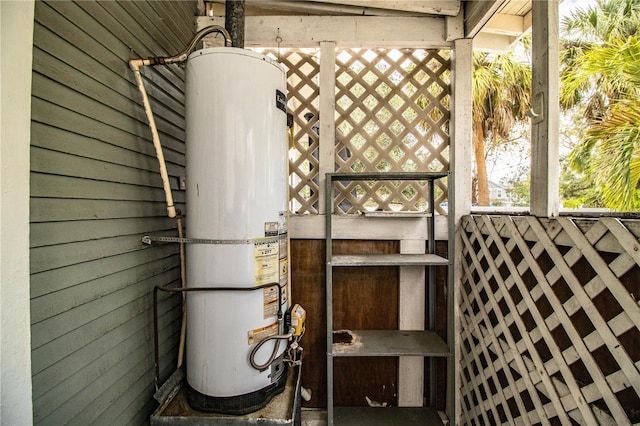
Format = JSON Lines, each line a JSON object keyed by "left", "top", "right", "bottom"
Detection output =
{"left": 247, "top": 322, "right": 279, "bottom": 345}
{"left": 263, "top": 285, "right": 279, "bottom": 319}
{"left": 254, "top": 239, "right": 279, "bottom": 286}
{"left": 257, "top": 213, "right": 290, "bottom": 318}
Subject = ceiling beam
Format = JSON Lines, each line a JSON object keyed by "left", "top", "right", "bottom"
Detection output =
{"left": 464, "top": 0, "right": 507, "bottom": 37}
{"left": 208, "top": 0, "right": 460, "bottom": 17}
{"left": 523, "top": 9, "right": 533, "bottom": 32}
{"left": 482, "top": 13, "right": 525, "bottom": 36}
{"left": 198, "top": 15, "right": 450, "bottom": 48}
{"left": 305, "top": 0, "right": 461, "bottom": 16}
{"left": 472, "top": 32, "right": 517, "bottom": 53}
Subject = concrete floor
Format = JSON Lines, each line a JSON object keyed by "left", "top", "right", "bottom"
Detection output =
{"left": 301, "top": 409, "right": 327, "bottom": 426}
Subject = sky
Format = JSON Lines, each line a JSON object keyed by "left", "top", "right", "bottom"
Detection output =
{"left": 559, "top": 0, "right": 598, "bottom": 16}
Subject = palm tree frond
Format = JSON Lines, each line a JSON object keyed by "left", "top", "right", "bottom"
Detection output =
{"left": 582, "top": 102, "right": 640, "bottom": 210}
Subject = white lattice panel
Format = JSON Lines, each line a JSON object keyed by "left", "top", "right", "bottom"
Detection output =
{"left": 460, "top": 215, "right": 640, "bottom": 425}
{"left": 333, "top": 48, "right": 450, "bottom": 214}
{"left": 254, "top": 48, "right": 451, "bottom": 215}
{"left": 258, "top": 48, "right": 321, "bottom": 214}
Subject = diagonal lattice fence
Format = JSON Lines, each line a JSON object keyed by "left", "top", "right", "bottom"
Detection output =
{"left": 460, "top": 215, "right": 640, "bottom": 425}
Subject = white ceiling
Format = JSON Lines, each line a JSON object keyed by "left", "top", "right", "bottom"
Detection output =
{"left": 205, "top": 0, "right": 536, "bottom": 51}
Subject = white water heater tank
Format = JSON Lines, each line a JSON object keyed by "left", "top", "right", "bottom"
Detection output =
{"left": 184, "top": 47, "right": 289, "bottom": 414}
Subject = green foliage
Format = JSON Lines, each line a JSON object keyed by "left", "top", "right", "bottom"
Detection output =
{"left": 561, "top": 0, "right": 640, "bottom": 43}
{"left": 506, "top": 178, "right": 530, "bottom": 207}
{"left": 560, "top": 1, "right": 640, "bottom": 211}
{"left": 578, "top": 99, "right": 640, "bottom": 210}
{"left": 565, "top": 37, "right": 640, "bottom": 210}
{"left": 559, "top": 160, "right": 606, "bottom": 208}
{"left": 473, "top": 50, "right": 532, "bottom": 141}
{"left": 472, "top": 42, "right": 532, "bottom": 205}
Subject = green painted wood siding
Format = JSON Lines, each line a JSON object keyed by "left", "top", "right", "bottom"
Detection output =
{"left": 30, "top": 1, "right": 196, "bottom": 424}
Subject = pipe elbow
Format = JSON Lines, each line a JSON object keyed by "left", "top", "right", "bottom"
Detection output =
{"left": 129, "top": 58, "right": 143, "bottom": 71}
{"left": 167, "top": 205, "right": 177, "bottom": 219}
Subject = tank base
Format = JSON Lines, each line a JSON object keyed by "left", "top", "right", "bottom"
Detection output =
{"left": 150, "top": 363, "right": 302, "bottom": 426}
{"left": 187, "top": 364, "right": 288, "bottom": 415}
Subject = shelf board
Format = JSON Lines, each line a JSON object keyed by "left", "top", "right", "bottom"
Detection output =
{"left": 362, "top": 211, "right": 431, "bottom": 218}
{"left": 331, "top": 253, "right": 448, "bottom": 266}
{"left": 331, "top": 330, "right": 450, "bottom": 357}
{"left": 333, "top": 406, "right": 444, "bottom": 425}
{"left": 328, "top": 172, "right": 448, "bottom": 181}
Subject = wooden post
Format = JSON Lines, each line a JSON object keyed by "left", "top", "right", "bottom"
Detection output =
{"left": 398, "top": 239, "right": 426, "bottom": 407}
{"left": 451, "top": 38, "right": 473, "bottom": 222}
{"left": 319, "top": 41, "right": 336, "bottom": 215}
{"left": 451, "top": 37, "right": 473, "bottom": 424}
{"left": 530, "top": 0, "right": 559, "bottom": 217}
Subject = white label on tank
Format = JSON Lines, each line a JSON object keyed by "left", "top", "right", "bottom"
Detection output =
{"left": 263, "top": 286, "right": 279, "bottom": 319}
{"left": 265, "top": 221, "right": 279, "bottom": 236}
{"left": 280, "top": 283, "right": 288, "bottom": 306}
{"left": 278, "top": 211, "right": 288, "bottom": 234}
{"left": 279, "top": 234, "right": 288, "bottom": 259}
{"left": 279, "top": 236, "right": 288, "bottom": 291}
{"left": 279, "top": 257, "right": 288, "bottom": 288}
{"left": 254, "top": 239, "right": 279, "bottom": 286}
{"left": 247, "top": 322, "right": 279, "bottom": 345}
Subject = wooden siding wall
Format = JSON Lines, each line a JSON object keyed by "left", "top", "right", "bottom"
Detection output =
{"left": 30, "top": 1, "right": 195, "bottom": 424}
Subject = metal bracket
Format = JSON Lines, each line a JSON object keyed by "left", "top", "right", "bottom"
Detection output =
{"left": 141, "top": 235, "right": 280, "bottom": 245}
{"left": 526, "top": 92, "right": 545, "bottom": 124}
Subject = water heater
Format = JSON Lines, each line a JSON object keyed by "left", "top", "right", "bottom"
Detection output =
{"left": 184, "top": 47, "right": 290, "bottom": 414}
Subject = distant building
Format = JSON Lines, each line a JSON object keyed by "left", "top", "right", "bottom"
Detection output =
{"left": 489, "top": 181, "right": 512, "bottom": 207}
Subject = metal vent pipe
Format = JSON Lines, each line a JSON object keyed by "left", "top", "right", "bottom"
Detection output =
{"left": 225, "top": 0, "right": 245, "bottom": 48}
